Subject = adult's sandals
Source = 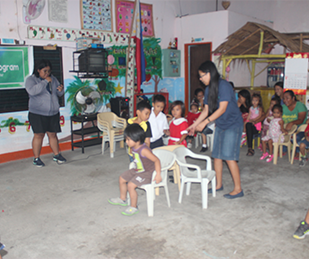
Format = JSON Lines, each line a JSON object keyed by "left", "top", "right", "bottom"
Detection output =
{"left": 246, "top": 148, "right": 255, "bottom": 156}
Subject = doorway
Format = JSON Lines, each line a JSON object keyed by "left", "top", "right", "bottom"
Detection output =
{"left": 184, "top": 42, "right": 212, "bottom": 112}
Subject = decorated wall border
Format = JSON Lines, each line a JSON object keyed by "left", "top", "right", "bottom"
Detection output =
{"left": 27, "top": 25, "right": 134, "bottom": 45}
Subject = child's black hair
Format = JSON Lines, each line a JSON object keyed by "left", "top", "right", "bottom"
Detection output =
{"left": 190, "top": 101, "right": 199, "bottom": 110}
{"left": 252, "top": 93, "right": 263, "bottom": 109}
{"left": 271, "top": 95, "right": 281, "bottom": 105}
{"left": 153, "top": 94, "right": 166, "bottom": 105}
{"left": 272, "top": 104, "right": 283, "bottom": 114}
{"left": 170, "top": 100, "right": 185, "bottom": 117}
{"left": 137, "top": 100, "right": 151, "bottom": 112}
{"left": 124, "top": 124, "right": 145, "bottom": 144}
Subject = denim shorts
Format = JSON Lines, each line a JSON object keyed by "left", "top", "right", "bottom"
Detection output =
{"left": 212, "top": 125, "right": 243, "bottom": 161}
{"left": 298, "top": 135, "right": 309, "bottom": 149}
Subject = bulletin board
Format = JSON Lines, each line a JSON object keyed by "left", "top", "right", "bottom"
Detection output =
{"left": 80, "top": 0, "right": 113, "bottom": 31}
{"left": 115, "top": 0, "right": 154, "bottom": 37}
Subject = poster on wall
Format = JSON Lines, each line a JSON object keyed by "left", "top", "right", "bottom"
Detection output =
{"left": 0, "top": 46, "right": 32, "bottom": 90}
{"left": 80, "top": 0, "right": 113, "bottom": 31}
{"left": 115, "top": 0, "right": 154, "bottom": 37}
{"left": 285, "top": 53, "right": 309, "bottom": 95}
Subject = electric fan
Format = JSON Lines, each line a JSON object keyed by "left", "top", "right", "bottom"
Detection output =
{"left": 74, "top": 86, "right": 103, "bottom": 114}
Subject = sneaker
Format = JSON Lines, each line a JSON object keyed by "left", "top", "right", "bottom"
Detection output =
{"left": 299, "top": 158, "right": 307, "bottom": 167}
{"left": 33, "top": 157, "right": 45, "bottom": 167}
{"left": 200, "top": 146, "right": 208, "bottom": 152}
{"left": 266, "top": 154, "right": 274, "bottom": 163}
{"left": 187, "top": 142, "right": 192, "bottom": 148}
{"left": 260, "top": 152, "right": 269, "bottom": 160}
{"left": 293, "top": 221, "right": 309, "bottom": 239}
{"left": 108, "top": 197, "right": 128, "bottom": 206}
{"left": 121, "top": 206, "right": 139, "bottom": 216}
{"left": 53, "top": 153, "right": 67, "bottom": 164}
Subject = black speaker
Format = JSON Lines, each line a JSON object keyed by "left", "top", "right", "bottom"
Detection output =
{"left": 110, "top": 97, "right": 130, "bottom": 119}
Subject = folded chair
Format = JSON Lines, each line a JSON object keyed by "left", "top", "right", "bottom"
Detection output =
{"left": 128, "top": 149, "right": 176, "bottom": 217}
{"left": 173, "top": 146, "right": 216, "bottom": 209}
{"left": 97, "top": 112, "right": 126, "bottom": 158}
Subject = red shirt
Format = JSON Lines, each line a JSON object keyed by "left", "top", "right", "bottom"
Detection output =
{"left": 186, "top": 111, "right": 200, "bottom": 126}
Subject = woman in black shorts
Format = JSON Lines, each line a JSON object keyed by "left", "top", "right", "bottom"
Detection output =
{"left": 25, "top": 59, "right": 66, "bottom": 167}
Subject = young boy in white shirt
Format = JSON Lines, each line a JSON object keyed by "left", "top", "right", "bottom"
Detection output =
{"left": 149, "top": 94, "right": 170, "bottom": 149}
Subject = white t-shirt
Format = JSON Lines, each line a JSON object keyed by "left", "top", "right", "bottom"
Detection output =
{"left": 149, "top": 107, "right": 169, "bottom": 143}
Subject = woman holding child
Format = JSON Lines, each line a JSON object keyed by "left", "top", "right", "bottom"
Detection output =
{"left": 188, "top": 61, "right": 244, "bottom": 199}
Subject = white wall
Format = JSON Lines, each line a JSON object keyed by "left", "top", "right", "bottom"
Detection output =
{"left": 174, "top": 10, "right": 273, "bottom": 87}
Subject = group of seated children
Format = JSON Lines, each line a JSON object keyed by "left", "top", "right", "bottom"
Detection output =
{"left": 109, "top": 94, "right": 211, "bottom": 215}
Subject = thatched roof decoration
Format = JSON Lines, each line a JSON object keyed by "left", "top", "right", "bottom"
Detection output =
{"left": 213, "top": 22, "right": 309, "bottom": 56}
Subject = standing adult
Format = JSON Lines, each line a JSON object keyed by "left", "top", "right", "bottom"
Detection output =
{"left": 273, "top": 81, "right": 284, "bottom": 105}
{"left": 25, "top": 59, "right": 66, "bottom": 167}
{"left": 188, "top": 61, "right": 244, "bottom": 199}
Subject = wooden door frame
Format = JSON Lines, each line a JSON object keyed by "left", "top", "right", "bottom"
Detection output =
{"left": 184, "top": 42, "right": 212, "bottom": 112}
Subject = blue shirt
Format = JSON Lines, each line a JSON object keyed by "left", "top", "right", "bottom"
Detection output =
{"left": 204, "top": 79, "right": 243, "bottom": 130}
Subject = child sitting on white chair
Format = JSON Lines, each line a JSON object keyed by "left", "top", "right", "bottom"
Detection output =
{"left": 108, "top": 124, "right": 161, "bottom": 216}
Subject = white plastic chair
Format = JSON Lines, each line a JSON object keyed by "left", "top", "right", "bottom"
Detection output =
{"left": 128, "top": 149, "right": 176, "bottom": 217}
{"left": 194, "top": 132, "right": 202, "bottom": 149}
{"left": 272, "top": 124, "right": 297, "bottom": 165}
{"left": 173, "top": 146, "right": 216, "bottom": 209}
{"left": 97, "top": 112, "right": 126, "bottom": 158}
{"left": 291, "top": 124, "right": 308, "bottom": 164}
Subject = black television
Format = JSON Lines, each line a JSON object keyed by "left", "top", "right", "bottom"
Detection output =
{"left": 78, "top": 48, "right": 108, "bottom": 73}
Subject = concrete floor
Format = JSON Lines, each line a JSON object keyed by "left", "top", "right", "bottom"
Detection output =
{"left": 1, "top": 143, "right": 309, "bottom": 259}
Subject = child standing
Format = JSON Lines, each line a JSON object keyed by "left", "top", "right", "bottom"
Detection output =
{"left": 245, "top": 93, "right": 264, "bottom": 156}
{"left": 186, "top": 101, "right": 200, "bottom": 148}
{"left": 193, "top": 88, "right": 209, "bottom": 152}
{"left": 127, "top": 101, "right": 152, "bottom": 161}
{"left": 260, "top": 104, "right": 287, "bottom": 162}
{"left": 149, "top": 94, "right": 170, "bottom": 149}
{"left": 108, "top": 124, "right": 161, "bottom": 216}
{"left": 298, "top": 123, "right": 309, "bottom": 167}
{"left": 168, "top": 100, "right": 188, "bottom": 147}
{"left": 259, "top": 96, "right": 280, "bottom": 151}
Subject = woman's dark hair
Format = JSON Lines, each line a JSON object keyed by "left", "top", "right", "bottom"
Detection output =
{"left": 271, "top": 95, "right": 281, "bottom": 105}
{"left": 198, "top": 61, "right": 220, "bottom": 115}
{"left": 238, "top": 89, "right": 251, "bottom": 109}
{"left": 194, "top": 88, "right": 204, "bottom": 97}
{"left": 33, "top": 59, "right": 52, "bottom": 77}
{"left": 272, "top": 104, "right": 283, "bottom": 114}
{"left": 124, "top": 124, "right": 145, "bottom": 144}
{"left": 274, "top": 81, "right": 283, "bottom": 89}
{"left": 284, "top": 90, "right": 298, "bottom": 102}
{"left": 252, "top": 93, "right": 263, "bottom": 108}
{"left": 170, "top": 100, "right": 185, "bottom": 117}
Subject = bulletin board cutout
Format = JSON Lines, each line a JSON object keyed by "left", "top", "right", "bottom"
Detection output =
{"left": 80, "top": 0, "right": 113, "bottom": 32}
{"left": 284, "top": 53, "right": 309, "bottom": 95}
{"left": 115, "top": 0, "right": 154, "bottom": 37}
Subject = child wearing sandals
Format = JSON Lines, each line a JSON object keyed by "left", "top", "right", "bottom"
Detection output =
{"left": 108, "top": 124, "right": 161, "bottom": 216}
{"left": 260, "top": 104, "right": 287, "bottom": 162}
{"left": 258, "top": 96, "right": 281, "bottom": 151}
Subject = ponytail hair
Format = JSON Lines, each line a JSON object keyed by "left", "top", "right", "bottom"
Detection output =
{"left": 198, "top": 61, "right": 220, "bottom": 115}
